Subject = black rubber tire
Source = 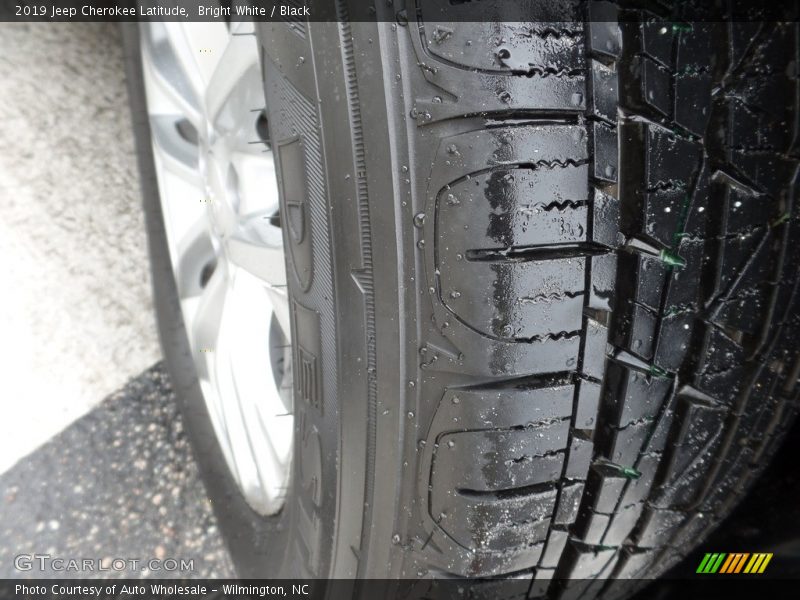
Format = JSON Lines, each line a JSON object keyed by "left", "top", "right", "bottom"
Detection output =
{"left": 256, "top": 5, "right": 800, "bottom": 591}
{"left": 129, "top": 4, "right": 800, "bottom": 595}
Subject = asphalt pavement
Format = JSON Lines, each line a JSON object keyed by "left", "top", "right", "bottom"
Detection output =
{"left": 0, "top": 363, "right": 236, "bottom": 579}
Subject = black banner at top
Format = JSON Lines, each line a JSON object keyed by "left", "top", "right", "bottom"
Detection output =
{"left": 3, "top": 0, "right": 800, "bottom": 22}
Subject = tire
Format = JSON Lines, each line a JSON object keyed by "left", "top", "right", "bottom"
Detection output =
{"left": 128, "top": 4, "right": 800, "bottom": 594}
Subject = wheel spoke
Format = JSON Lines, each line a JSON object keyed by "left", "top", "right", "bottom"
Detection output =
{"left": 173, "top": 217, "right": 216, "bottom": 300}
{"left": 149, "top": 114, "right": 200, "bottom": 182}
{"left": 255, "top": 408, "right": 292, "bottom": 497}
{"left": 190, "top": 264, "right": 228, "bottom": 378}
{"left": 151, "top": 144, "right": 206, "bottom": 240}
{"left": 211, "top": 318, "right": 266, "bottom": 508}
{"left": 229, "top": 352, "right": 288, "bottom": 509}
{"left": 140, "top": 23, "right": 203, "bottom": 128}
{"left": 227, "top": 235, "right": 291, "bottom": 337}
{"left": 266, "top": 286, "right": 292, "bottom": 344}
{"left": 206, "top": 27, "right": 262, "bottom": 136}
{"left": 229, "top": 149, "right": 280, "bottom": 217}
{"left": 215, "top": 270, "right": 290, "bottom": 512}
{"left": 227, "top": 234, "right": 286, "bottom": 288}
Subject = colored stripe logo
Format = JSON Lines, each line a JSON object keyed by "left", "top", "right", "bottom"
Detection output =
{"left": 696, "top": 552, "right": 773, "bottom": 574}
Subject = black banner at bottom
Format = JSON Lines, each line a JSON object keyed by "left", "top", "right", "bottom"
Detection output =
{"left": 3, "top": 578, "right": 800, "bottom": 600}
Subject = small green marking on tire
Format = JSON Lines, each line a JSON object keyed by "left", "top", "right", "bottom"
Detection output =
{"left": 660, "top": 249, "right": 686, "bottom": 268}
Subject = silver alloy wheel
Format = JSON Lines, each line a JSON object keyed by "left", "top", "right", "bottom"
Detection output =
{"left": 140, "top": 20, "right": 293, "bottom": 516}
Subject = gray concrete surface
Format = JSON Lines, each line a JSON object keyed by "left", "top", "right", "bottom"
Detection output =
{"left": 0, "top": 363, "right": 236, "bottom": 578}
{"left": 0, "top": 23, "right": 161, "bottom": 473}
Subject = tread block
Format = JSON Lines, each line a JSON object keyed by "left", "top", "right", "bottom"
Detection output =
{"left": 634, "top": 508, "right": 684, "bottom": 547}
{"left": 713, "top": 286, "right": 773, "bottom": 336}
{"left": 645, "top": 125, "right": 702, "bottom": 191}
{"left": 650, "top": 397, "right": 727, "bottom": 508}
{"left": 733, "top": 153, "right": 798, "bottom": 200}
{"left": 437, "top": 257, "right": 587, "bottom": 341}
{"left": 663, "top": 238, "right": 705, "bottom": 307}
{"left": 618, "top": 454, "right": 660, "bottom": 506}
{"left": 587, "top": 2, "right": 621, "bottom": 59}
{"left": 673, "top": 396, "right": 727, "bottom": 453}
{"left": 654, "top": 311, "right": 695, "bottom": 372}
{"left": 697, "top": 367, "right": 745, "bottom": 405}
{"left": 435, "top": 382, "right": 575, "bottom": 431}
{"left": 613, "top": 548, "right": 656, "bottom": 579}
{"left": 672, "top": 26, "right": 715, "bottom": 135}
{"left": 604, "top": 361, "right": 672, "bottom": 427}
{"left": 619, "top": 251, "right": 668, "bottom": 311}
{"left": 575, "top": 380, "right": 601, "bottom": 429}
{"left": 737, "top": 370, "right": 783, "bottom": 441}
{"left": 417, "top": 20, "right": 584, "bottom": 75}
{"left": 588, "top": 253, "right": 618, "bottom": 313}
{"left": 558, "top": 542, "right": 617, "bottom": 578}
{"left": 602, "top": 502, "right": 645, "bottom": 546}
{"left": 564, "top": 435, "right": 593, "bottom": 480}
{"left": 425, "top": 382, "right": 575, "bottom": 557}
{"left": 639, "top": 56, "right": 672, "bottom": 117}
{"left": 639, "top": 21, "right": 675, "bottom": 67}
{"left": 605, "top": 419, "right": 651, "bottom": 467}
{"left": 435, "top": 424, "right": 568, "bottom": 492}
{"left": 699, "top": 449, "right": 757, "bottom": 516}
{"left": 554, "top": 482, "right": 586, "bottom": 525}
{"left": 592, "top": 121, "right": 618, "bottom": 182}
{"left": 674, "top": 71, "right": 713, "bottom": 136}
{"left": 682, "top": 163, "right": 711, "bottom": 236}
{"left": 433, "top": 125, "right": 595, "bottom": 341}
{"left": 729, "top": 80, "right": 797, "bottom": 153}
{"left": 726, "top": 187, "right": 773, "bottom": 233}
{"left": 439, "top": 166, "right": 591, "bottom": 249}
{"left": 644, "top": 401, "right": 679, "bottom": 455}
{"left": 715, "top": 229, "right": 773, "bottom": 300}
{"left": 675, "top": 24, "right": 714, "bottom": 73}
{"left": 430, "top": 125, "right": 589, "bottom": 191}
{"left": 410, "top": 5, "right": 589, "bottom": 122}
{"left": 614, "top": 302, "right": 658, "bottom": 361}
{"left": 436, "top": 487, "right": 557, "bottom": 552}
{"left": 417, "top": 526, "right": 546, "bottom": 578}
{"left": 580, "top": 512, "right": 611, "bottom": 545}
{"left": 669, "top": 512, "right": 713, "bottom": 552}
{"left": 727, "top": 99, "right": 762, "bottom": 152}
{"left": 589, "top": 59, "right": 618, "bottom": 123}
{"left": 592, "top": 188, "right": 622, "bottom": 248}
{"left": 643, "top": 187, "right": 686, "bottom": 248}
{"left": 540, "top": 529, "right": 569, "bottom": 568}
{"left": 698, "top": 327, "right": 746, "bottom": 381}
{"left": 581, "top": 318, "right": 610, "bottom": 380}
{"left": 586, "top": 470, "right": 627, "bottom": 513}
